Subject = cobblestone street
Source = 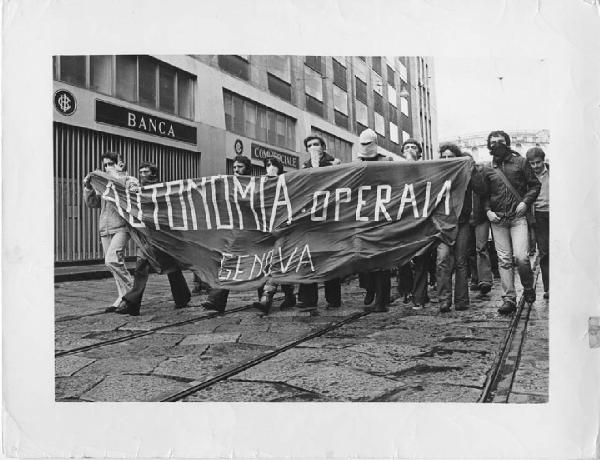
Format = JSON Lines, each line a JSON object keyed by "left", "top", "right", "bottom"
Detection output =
{"left": 55, "top": 271, "right": 548, "bottom": 403}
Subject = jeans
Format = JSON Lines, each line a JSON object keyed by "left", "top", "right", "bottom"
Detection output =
{"left": 122, "top": 257, "right": 191, "bottom": 309}
{"left": 437, "top": 222, "right": 470, "bottom": 308}
{"left": 490, "top": 216, "right": 534, "bottom": 303}
{"left": 101, "top": 231, "right": 133, "bottom": 307}
{"left": 534, "top": 210, "right": 549, "bottom": 292}
{"left": 469, "top": 221, "right": 493, "bottom": 287}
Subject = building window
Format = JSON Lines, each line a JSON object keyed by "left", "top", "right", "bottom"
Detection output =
{"left": 387, "top": 65, "right": 395, "bottom": 87}
{"left": 218, "top": 55, "right": 249, "bottom": 81}
{"left": 138, "top": 56, "right": 157, "bottom": 109}
{"left": 374, "top": 113, "right": 385, "bottom": 136}
{"left": 388, "top": 84, "right": 397, "bottom": 106}
{"left": 115, "top": 55, "right": 137, "bottom": 102}
{"left": 306, "top": 94, "right": 323, "bottom": 117}
{"left": 333, "top": 85, "right": 348, "bottom": 115}
{"left": 333, "top": 56, "right": 346, "bottom": 65}
{"left": 373, "top": 92, "right": 384, "bottom": 115}
{"left": 355, "top": 100, "right": 368, "bottom": 126}
{"left": 267, "top": 55, "right": 291, "bottom": 83}
{"left": 398, "top": 60, "right": 408, "bottom": 83}
{"left": 305, "top": 56, "right": 322, "bottom": 74}
{"left": 159, "top": 65, "right": 176, "bottom": 113}
{"left": 355, "top": 77, "right": 367, "bottom": 104}
{"left": 400, "top": 96, "right": 409, "bottom": 116}
{"left": 354, "top": 58, "right": 368, "bottom": 82}
{"left": 402, "top": 130, "right": 411, "bottom": 143}
{"left": 333, "top": 59, "right": 347, "bottom": 90}
{"left": 223, "top": 89, "right": 296, "bottom": 151}
{"left": 388, "top": 103, "right": 398, "bottom": 124}
{"left": 311, "top": 127, "right": 353, "bottom": 163}
{"left": 58, "top": 55, "right": 86, "bottom": 87}
{"left": 305, "top": 65, "right": 323, "bottom": 101}
{"left": 334, "top": 110, "right": 348, "bottom": 130}
{"left": 356, "top": 121, "right": 368, "bottom": 135}
{"left": 389, "top": 122, "right": 399, "bottom": 144}
{"left": 89, "top": 55, "right": 112, "bottom": 95}
{"left": 268, "top": 73, "right": 292, "bottom": 102}
{"left": 372, "top": 71, "right": 383, "bottom": 96}
{"left": 357, "top": 56, "right": 366, "bottom": 62}
{"left": 372, "top": 56, "right": 382, "bottom": 76}
{"left": 55, "top": 55, "right": 195, "bottom": 120}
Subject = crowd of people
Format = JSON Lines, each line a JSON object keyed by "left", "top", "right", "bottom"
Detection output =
{"left": 82, "top": 129, "right": 549, "bottom": 318}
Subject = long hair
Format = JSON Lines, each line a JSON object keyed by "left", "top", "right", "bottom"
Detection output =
{"left": 486, "top": 130, "right": 511, "bottom": 149}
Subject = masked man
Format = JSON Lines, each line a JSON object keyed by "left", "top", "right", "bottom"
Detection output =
{"left": 472, "top": 131, "right": 541, "bottom": 314}
{"left": 296, "top": 136, "right": 342, "bottom": 310}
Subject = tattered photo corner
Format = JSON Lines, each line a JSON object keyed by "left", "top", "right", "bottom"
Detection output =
{"left": 2, "top": 0, "right": 600, "bottom": 458}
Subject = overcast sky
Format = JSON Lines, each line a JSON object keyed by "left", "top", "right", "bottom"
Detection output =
{"left": 434, "top": 57, "right": 552, "bottom": 141}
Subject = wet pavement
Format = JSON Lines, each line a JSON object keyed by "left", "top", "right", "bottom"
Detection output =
{"left": 55, "top": 271, "right": 549, "bottom": 403}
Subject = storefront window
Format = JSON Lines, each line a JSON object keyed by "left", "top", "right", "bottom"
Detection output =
{"left": 159, "top": 65, "right": 176, "bottom": 113}
{"left": 60, "top": 55, "right": 86, "bottom": 87}
{"left": 267, "top": 110, "right": 277, "bottom": 145}
{"left": 245, "top": 100, "right": 257, "bottom": 139}
{"left": 115, "top": 55, "right": 137, "bottom": 102}
{"left": 138, "top": 56, "right": 157, "bottom": 108}
{"left": 233, "top": 95, "right": 244, "bottom": 135}
{"left": 256, "top": 106, "right": 267, "bottom": 142}
{"left": 90, "top": 55, "right": 112, "bottom": 95}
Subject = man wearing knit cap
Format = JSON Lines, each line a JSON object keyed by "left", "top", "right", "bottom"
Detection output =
{"left": 356, "top": 128, "right": 392, "bottom": 312}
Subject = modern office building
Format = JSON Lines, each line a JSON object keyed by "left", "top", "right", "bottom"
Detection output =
{"left": 53, "top": 55, "right": 437, "bottom": 263}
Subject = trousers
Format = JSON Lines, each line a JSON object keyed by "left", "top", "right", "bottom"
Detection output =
{"left": 437, "top": 222, "right": 470, "bottom": 308}
{"left": 101, "top": 231, "right": 133, "bottom": 307}
{"left": 298, "top": 279, "right": 341, "bottom": 306}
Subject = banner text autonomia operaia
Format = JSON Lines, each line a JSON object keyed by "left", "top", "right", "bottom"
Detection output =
{"left": 89, "top": 159, "right": 471, "bottom": 289}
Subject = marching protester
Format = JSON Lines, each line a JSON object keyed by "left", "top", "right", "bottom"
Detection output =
{"left": 200, "top": 155, "right": 253, "bottom": 314}
{"left": 114, "top": 162, "right": 192, "bottom": 316}
{"left": 355, "top": 129, "right": 393, "bottom": 313}
{"left": 296, "top": 135, "right": 342, "bottom": 310}
{"left": 526, "top": 147, "right": 549, "bottom": 299}
{"left": 472, "top": 131, "right": 541, "bottom": 314}
{"left": 83, "top": 152, "right": 134, "bottom": 313}
{"left": 436, "top": 143, "right": 472, "bottom": 312}
{"left": 399, "top": 138, "right": 432, "bottom": 310}
{"left": 252, "top": 157, "right": 297, "bottom": 314}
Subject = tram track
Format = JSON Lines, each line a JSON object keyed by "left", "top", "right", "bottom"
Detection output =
{"left": 55, "top": 304, "right": 256, "bottom": 358}
{"left": 478, "top": 265, "right": 540, "bottom": 403}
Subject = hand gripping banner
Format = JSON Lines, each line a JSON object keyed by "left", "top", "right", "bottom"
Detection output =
{"left": 89, "top": 158, "right": 471, "bottom": 290}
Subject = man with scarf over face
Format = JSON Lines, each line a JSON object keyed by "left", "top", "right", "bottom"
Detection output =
{"left": 296, "top": 135, "right": 342, "bottom": 310}
{"left": 472, "top": 131, "right": 541, "bottom": 314}
{"left": 114, "top": 162, "right": 192, "bottom": 316}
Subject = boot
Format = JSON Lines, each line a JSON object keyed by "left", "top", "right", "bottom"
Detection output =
{"left": 115, "top": 300, "right": 140, "bottom": 316}
{"left": 279, "top": 291, "right": 296, "bottom": 309}
{"left": 363, "top": 290, "right": 375, "bottom": 305}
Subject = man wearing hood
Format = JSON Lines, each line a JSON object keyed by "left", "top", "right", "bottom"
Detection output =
{"left": 296, "top": 135, "right": 342, "bottom": 310}
{"left": 356, "top": 129, "right": 393, "bottom": 312}
{"left": 472, "top": 131, "right": 541, "bottom": 314}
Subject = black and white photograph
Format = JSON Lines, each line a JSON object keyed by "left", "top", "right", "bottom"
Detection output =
{"left": 53, "top": 54, "right": 550, "bottom": 404}
{"left": 3, "top": 0, "right": 600, "bottom": 458}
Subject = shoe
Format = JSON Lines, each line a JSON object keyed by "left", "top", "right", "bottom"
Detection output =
{"left": 523, "top": 289, "right": 536, "bottom": 304}
{"left": 412, "top": 303, "right": 425, "bottom": 311}
{"left": 439, "top": 303, "right": 451, "bottom": 313}
{"left": 115, "top": 300, "right": 140, "bottom": 316}
{"left": 543, "top": 291, "right": 549, "bottom": 300}
{"left": 403, "top": 294, "right": 413, "bottom": 304}
{"left": 454, "top": 303, "right": 469, "bottom": 311}
{"left": 174, "top": 302, "right": 190, "bottom": 309}
{"left": 498, "top": 300, "right": 517, "bottom": 315}
{"left": 105, "top": 306, "right": 117, "bottom": 313}
{"left": 364, "top": 304, "right": 389, "bottom": 313}
{"left": 470, "top": 283, "right": 480, "bottom": 292}
{"left": 200, "top": 301, "right": 225, "bottom": 314}
{"left": 326, "top": 303, "right": 341, "bottom": 309}
{"left": 279, "top": 294, "right": 296, "bottom": 310}
{"left": 479, "top": 283, "right": 492, "bottom": 295}
{"left": 363, "top": 290, "right": 375, "bottom": 305}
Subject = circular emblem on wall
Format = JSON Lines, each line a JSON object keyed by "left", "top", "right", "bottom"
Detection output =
{"left": 54, "top": 89, "right": 77, "bottom": 116}
{"left": 234, "top": 139, "right": 244, "bottom": 155}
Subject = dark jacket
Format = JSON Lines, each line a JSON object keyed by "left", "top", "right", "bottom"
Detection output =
{"left": 471, "top": 151, "right": 541, "bottom": 215}
{"left": 302, "top": 152, "right": 336, "bottom": 169}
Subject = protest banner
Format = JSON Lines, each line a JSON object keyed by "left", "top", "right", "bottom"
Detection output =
{"left": 89, "top": 158, "right": 471, "bottom": 289}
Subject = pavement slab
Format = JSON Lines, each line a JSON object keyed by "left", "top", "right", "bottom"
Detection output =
{"left": 56, "top": 375, "right": 105, "bottom": 401}
{"left": 56, "top": 355, "right": 96, "bottom": 377}
{"left": 72, "top": 356, "right": 168, "bottom": 377}
{"left": 81, "top": 375, "right": 190, "bottom": 402}
{"left": 178, "top": 332, "right": 241, "bottom": 346}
